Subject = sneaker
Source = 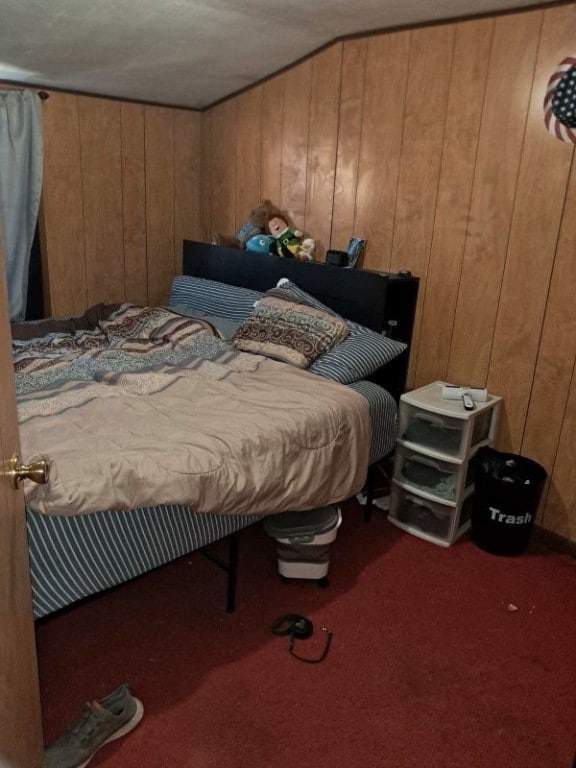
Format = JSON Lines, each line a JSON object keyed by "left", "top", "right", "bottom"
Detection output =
{"left": 44, "top": 684, "right": 144, "bottom": 768}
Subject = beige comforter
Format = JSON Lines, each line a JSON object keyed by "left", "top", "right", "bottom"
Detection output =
{"left": 14, "top": 305, "right": 370, "bottom": 517}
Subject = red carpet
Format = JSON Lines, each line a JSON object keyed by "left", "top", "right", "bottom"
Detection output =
{"left": 36, "top": 499, "right": 576, "bottom": 768}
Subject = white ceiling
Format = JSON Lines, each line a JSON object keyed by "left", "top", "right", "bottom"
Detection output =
{"left": 0, "top": 0, "right": 559, "bottom": 110}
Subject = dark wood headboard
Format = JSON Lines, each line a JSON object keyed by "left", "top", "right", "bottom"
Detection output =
{"left": 182, "top": 240, "right": 419, "bottom": 401}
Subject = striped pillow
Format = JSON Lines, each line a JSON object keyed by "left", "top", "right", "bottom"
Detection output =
{"left": 273, "top": 279, "right": 407, "bottom": 384}
{"left": 169, "top": 276, "right": 262, "bottom": 321}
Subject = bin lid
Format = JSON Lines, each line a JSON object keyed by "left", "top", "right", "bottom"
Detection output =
{"left": 263, "top": 505, "right": 339, "bottom": 537}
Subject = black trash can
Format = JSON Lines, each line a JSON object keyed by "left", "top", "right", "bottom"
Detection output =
{"left": 471, "top": 447, "right": 547, "bottom": 556}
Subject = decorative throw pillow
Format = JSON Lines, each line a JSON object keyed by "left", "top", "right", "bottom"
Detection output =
{"left": 272, "top": 279, "right": 408, "bottom": 384}
{"left": 232, "top": 292, "right": 349, "bottom": 368}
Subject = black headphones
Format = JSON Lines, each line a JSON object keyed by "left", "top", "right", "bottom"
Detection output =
{"left": 271, "top": 614, "right": 332, "bottom": 664}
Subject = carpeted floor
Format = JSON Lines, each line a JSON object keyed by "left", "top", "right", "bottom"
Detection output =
{"left": 36, "top": 499, "right": 576, "bottom": 768}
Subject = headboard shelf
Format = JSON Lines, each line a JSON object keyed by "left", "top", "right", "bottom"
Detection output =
{"left": 182, "top": 240, "right": 419, "bottom": 401}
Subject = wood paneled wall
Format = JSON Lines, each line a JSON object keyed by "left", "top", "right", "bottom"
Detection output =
{"left": 200, "top": 3, "right": 576, "bottom": 542}
{"left": 35, "top": 92, "right": 202, "bottom": 313}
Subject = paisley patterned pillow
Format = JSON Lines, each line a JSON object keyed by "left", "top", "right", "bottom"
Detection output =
{"left": 232, "top": 293, "right": 349, "bottom": 368}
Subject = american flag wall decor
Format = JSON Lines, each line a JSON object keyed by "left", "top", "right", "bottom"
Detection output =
{"left": 544, "top": 53, "right": 576, "bottom": 144}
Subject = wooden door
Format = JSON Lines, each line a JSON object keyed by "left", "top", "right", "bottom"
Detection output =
{"left": 0, "top": 230, "right": 44, "bottom": 766}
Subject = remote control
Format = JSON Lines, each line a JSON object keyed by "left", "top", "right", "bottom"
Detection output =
{"left": 462, "top": 393, "right": 475, "bottom": 411}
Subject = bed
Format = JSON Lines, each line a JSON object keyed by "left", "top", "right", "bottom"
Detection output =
{"left": 14, "top": 240, "right": 419, "bottom": 619}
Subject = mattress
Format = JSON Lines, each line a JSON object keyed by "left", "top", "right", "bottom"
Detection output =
{"left": 27, "top": 380, "right": 396, "bottom": 619}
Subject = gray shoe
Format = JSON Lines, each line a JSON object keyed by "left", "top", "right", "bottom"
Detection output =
{"left": 44, "top": 684, "right": 144, "bottom": 768}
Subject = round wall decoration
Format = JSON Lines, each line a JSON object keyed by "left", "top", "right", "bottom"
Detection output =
{"left": 543, "top": 53, "right": 576, "bottom": 143}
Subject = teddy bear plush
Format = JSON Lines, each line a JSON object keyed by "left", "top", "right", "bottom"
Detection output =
{"left": 213, "top": 199, "right": 285, "bottom": 249}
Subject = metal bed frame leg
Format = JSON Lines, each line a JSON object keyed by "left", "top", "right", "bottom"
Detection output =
{"left": 363, "top": 454, "right": 394, "bottom": 523}
{"left": 226, "top": 531, "right": 239, "bottom": 613}
{"left": 364, "top": 464, "right": 376, "bottom": 523}
{"left": 200, "top": 530, "right": 240, "bottom": 613}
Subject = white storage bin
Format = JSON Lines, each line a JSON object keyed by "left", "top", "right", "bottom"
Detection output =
{"left": 388, "top": 483, "right": 474, "bottom": 546}
{"left": 263, "top": 505, "right": 342, "bottom": 582}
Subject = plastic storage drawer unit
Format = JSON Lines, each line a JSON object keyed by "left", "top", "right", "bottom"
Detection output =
{"left": 390, "top": 381, "right": 501, "bottom": 546}
{"left": 263, "top": 505, "right": 342, "bottom": 585}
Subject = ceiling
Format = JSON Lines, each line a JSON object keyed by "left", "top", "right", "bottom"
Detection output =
{"left": 0, "top": 0, "right": 559, "bottom": 110}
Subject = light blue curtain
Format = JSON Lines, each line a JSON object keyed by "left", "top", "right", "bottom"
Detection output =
{"left": 0, "top": 90, "right": 43, "bottom": 321}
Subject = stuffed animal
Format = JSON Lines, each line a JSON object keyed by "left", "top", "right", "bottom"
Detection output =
{"left": 213, "top": 199, "right": 285, "bottom": 249}
{"left": 266, "top": 215, "right": 305, "bottom": 259}
{"left": 296, "top": 238, "right": 316, "bottom": 262}
{"left": 245, "top": 234, "right": 275, "bottom": 254}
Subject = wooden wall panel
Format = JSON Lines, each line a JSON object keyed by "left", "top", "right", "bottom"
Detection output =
{"left": 415, "top": 18, "right": 494, "bottom": 389}
{"left": 391, "top": 24, "right": 455, "bottom": 388}
{"left": 39, "top": 92, "right": 87, "bottom": 315}
{"left": 200, "top": 109, "right": 213, "bottom": 243}
{"left": 411, "top": 19, "right": 494, "bottom": 386}
{"left": 234, "top": 87, "right": 263, "bottom": 232}
{"left": 174, "top": 109, "right": 202, "bottom": 273}
{"left": 280, "top": 60, "right": 312, "bottom": 223}
{"left": 208, "top": 101, "right": 237, "bottom": 242}
{"left": 354, "top": 32, "right": 410, "bottom": 271}
{"left": 488, "top": 6, "right": 576, "bottom": 453}
{"left": 260, "top": 76, "right": 285, "bottom": 206}
{"left": 391, "top": 24, "right": 455, "bottom": 275}
{"left": 78, "top": 97, "right": 125, "bottom": 306}
{"left": 331, "top": 39, "right": 366, "bottom": 251}
{"left": 120, "top": 102, "right": 147, "bottom": 305}
{"left": 447, "top": 11, "right": 542, "bottom": 389}
{"left": 545, "top": 369, "right": 576, "bottom": 540}
{"left": 144, "top": 106, "right": 175, "bottom": 307}
{"left": 304, "top": 44, "right": 342, "bottom": 259}
{"left": 36, "top": 88, "right": 201, "bottom": 313}
{"left": 523, "top": 153, "right": 576, "bottom": 525}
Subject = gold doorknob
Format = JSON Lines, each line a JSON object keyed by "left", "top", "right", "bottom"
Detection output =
{"left": 5, "top": 454, "right": 50, "bottom": 489}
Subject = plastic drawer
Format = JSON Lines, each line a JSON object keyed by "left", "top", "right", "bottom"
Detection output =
{"left": 393, "top": 445, "right": 476, "bottom": 503}
{"left": 388, "top": 484, "right": 474, "bottom": 546}
{"left": 398, "top": 402, "right": 491, "bottom": 459}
